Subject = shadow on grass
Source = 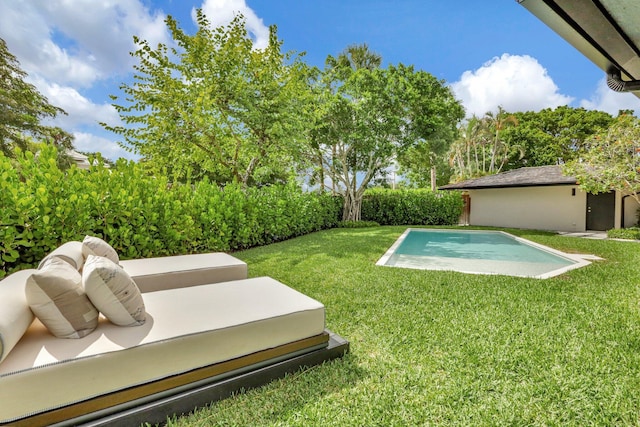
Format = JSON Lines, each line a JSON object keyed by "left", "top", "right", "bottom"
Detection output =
{"left": 166, "top": 353, "right": 369, "bottom": 426}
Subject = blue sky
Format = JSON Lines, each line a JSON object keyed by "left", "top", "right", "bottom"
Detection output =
{"left": 1, "top": 0, "right": 639, "bottom": 160}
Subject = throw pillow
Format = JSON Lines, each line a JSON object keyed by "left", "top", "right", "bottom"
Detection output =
{"left": 25, "top": 257, "right": 99, "bottom": 338}
{"left": 82, "top": 235, "right": 119, "bottom": 264}
{"left": 38, "top": 241, "right": 85, "bottom": 271}
{"left": 83, "top": 255, "right": 146, "bottom": 327}
{"left": 0, "top": 270, "right": 36, "bottom": 362}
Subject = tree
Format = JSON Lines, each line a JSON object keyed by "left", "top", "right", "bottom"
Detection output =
{"left": 312, "top": 53, "right": 464, "bottom": 220}
{"left": 448, "top": 108, "right": 519, "bottom": 181}
{"left": 309, "top": 44, "right": 383, "bottom": 194}
{"left": 484, "top": 106, "right": 519, "bottom": 173}
{"left": 448, "top": 115, "right": 486, "bottom": 181}
{"left": 502, "top": 106, "right": 614, "bottom": 168}
{"left": 0, "top": 38, "right": 72, "bottom": 158}
{"left": 448, "top": 106, "right": 616, "bottom": 182}
{"left": 564, "top": 114, "right": 640, "bottom": 204}
{"left": 397, "top": 143, "right": 454, "bottom": 189}
{"left": 105, "top": 11, "right": 313, "bottom": 186}
{"left": 326, "top": 43, "right": 382, "bottom": 73}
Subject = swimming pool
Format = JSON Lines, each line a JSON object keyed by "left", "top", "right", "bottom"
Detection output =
{"left": 377, "top": 229, "right": 592, "bottom": 278}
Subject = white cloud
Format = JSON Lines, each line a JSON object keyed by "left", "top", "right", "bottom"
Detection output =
{"left": 452, "top": 54, "right": 573, "bottom": 117}
{"left": 580, "top": 78, "right": 640, "bottom": 115}
{"left": 27, "top": 76, "right": 121, "bottom": 130}
{"left": 0, "top": 0, "right": 168, "bottom": 160}
{"left": 0, "top": 0, "right": 169, "bottom": 87}
{"left": 195, "top": 0, "right": 270, "bottom": 49}
{"left": 73, "top": 132, "right": 136, "bottom": 161}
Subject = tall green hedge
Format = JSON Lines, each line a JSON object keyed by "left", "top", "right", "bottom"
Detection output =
{"left": 361, "top": 188, "right": 463, "bottom": 226}
{"left": 0, "top": 147, "right": 341, "bottom": 278}
{"left": 1, "top": 146, "right": 463, "bottom": 279}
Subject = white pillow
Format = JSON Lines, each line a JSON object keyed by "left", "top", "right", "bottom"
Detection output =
{"left": 82, "top": 235, "right": 119, "bottom": 264}
{"left": 26, "top": 257, "right": 99, "bottom": 338}
{"left": 38, "top": 241, "right": 85, "bottom": 270}
{"left": 0, "top": 270, "right": 36, "bottom": 362}
{"left": 83, "top": 255, "right": 146, "bottom": 327}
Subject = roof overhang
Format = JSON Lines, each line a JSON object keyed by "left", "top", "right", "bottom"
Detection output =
{"left": 518, "top": 0, "right": 640, "bottom": 97}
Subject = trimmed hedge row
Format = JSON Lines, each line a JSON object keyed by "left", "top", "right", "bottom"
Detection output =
{"left": 361, "top": 188, "right": 463, "bottom": 226}
{"left": 0, "top": 147, "right": 341, "bottom": 278}
{"left": 1, "top": 147, "right": 464, "bottom": 279}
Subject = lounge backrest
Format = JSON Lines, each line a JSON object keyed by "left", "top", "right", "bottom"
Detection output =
{"left": 0, "top": 269, "right": 37, "bottom": 363}
{"left": 120, "top": 253, "right": 248, "bottom": 293}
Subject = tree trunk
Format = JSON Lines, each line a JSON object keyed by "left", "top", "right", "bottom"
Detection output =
{"left": 342, "top": 191, "right": 362, "bottom": 221}
{"left": 430, "top": 166, "right": 437, "bottom": 191}
{"left": 317, "top": 151, "right": 324, "bottom": 194}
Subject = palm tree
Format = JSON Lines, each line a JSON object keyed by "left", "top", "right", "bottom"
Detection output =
{"left": 449, "top": 115, "right": 486, "bottom": 180}
{"left": 332, "top": 43, "right": 382, "bottom": 72}
{"left": 484, "top": 106, "right": 518, "bottom": 173}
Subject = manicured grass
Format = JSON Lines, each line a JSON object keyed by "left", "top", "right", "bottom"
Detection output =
{"left": 166, "top": 226, "right": 640, "bottom": 426}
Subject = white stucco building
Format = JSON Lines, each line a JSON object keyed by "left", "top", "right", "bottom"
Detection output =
{"left": 440, "top": 166, "right": 639, "bottom": 232}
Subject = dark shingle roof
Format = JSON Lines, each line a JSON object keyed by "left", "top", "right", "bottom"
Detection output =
{"left": 439, "top": 165, "right": 577, "bottom": 190}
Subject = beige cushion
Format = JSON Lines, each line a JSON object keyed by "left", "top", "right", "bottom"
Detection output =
{"left": 0, "top": 270, "right": 36, "bottom": 363}
{"left": 0, "top": 277, "right": 326, "bottom": 422}
{"left": 82, "top": 235, "right": 119, "bottom": 264}
{"left": 38, "top": 241, "right": 85, "bottom": 270}
{"left": 25, "top": 258, "right": 99, "bottom": 338}
{"left": 83, "top": 255, "right": 146, "bottom": 326}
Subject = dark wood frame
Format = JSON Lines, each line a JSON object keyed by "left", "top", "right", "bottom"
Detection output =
{"left": 6, "top": 330, "right": 349, "bottom": 427}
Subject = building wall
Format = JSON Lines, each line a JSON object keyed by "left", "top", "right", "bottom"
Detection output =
{"left": 468, "top": 185, "right": 587, "bottom": 232}
{"left": 621, "top": 194, "right": 640, "bottom": 228}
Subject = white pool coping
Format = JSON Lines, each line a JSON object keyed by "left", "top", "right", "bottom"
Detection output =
{"left": 376, "top": 228, "right": 599, "bottom": 279}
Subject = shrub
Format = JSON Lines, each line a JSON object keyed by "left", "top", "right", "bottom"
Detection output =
{"left": 607, "top": 227, "right": 640, "bottom": 240}
{"left": 360, "top": 188, "right": 463, "bottom": 226}
{"left": 0, "top": 147, "right": 341, "bottom": 278}
{"left": 337, "top": 220, "right": 380, "bottom": 228}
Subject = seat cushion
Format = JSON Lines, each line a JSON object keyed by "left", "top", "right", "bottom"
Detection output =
{"left": 0, "top": 277, "right": 325, "bottom": 423}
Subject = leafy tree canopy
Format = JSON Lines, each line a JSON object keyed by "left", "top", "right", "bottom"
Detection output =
{"left": 105, "top": 11, "right": 314, "bottom": 186}
{"left": 502, "top": 105, "right": 614, "bottom": 168}
{"left": 447, "top": 106, "right": 616, "bottom": 182}
{"left": 0, "top": 38, "right": 72, "bottom": 158}
{"left": 312, "top": 45, "right": 464, "bottom": 220}
{"left": 564, "top": 114, "right": 640, "bottom": 205}
{"left": 448, "top": 107, "right": 519, "bottom": 181}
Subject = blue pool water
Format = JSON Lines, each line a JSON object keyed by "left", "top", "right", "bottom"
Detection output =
{"left": 377, "top": 229, "right": 587, "bottom": 278}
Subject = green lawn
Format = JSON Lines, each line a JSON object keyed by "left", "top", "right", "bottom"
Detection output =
{"left": 166, "top": 226, "right": 640, "bottom": 426}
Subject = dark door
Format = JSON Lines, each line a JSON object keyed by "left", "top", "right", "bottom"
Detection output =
{"left": 586, "top": 192, "right": 615, "bottom": 231}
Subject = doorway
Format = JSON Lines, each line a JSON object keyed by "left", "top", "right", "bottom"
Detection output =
{"left": 586, "top": 192, "right": 615, "bottom": 231}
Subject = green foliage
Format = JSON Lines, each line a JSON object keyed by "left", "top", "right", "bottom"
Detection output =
{"left": 607, "top": 227, "right": 640, "bottom": 240}
{"left": 564, "top": 114, "right": 640, "bottom": 206}
{"left": 448, "top": 106, "right": 615, "bottom": 183}
{"left": 104, "top": 12, "right": 313, "bottom": 186}
{"left": 167, "top": 228, "right": 640, "bottom": 426}
{"left": 313, "top": 50, "right": 464, "bottom": 220}
{"left": 0, "top": 147, "right": 340, "bottom": 278}
{"left": 448, "top": 107, "right": 519, "bottom": 181}
{"left": 0, "top": 38, "right": 73, "bottom": 157}
{"left": 503, "top": 106, "right": 614, "bottom": 169}
{"left": 360, "top": 188, "right": 463, "bottom": 225}
{"left": 337, "top": 220, "right": 380, "bottom": 228}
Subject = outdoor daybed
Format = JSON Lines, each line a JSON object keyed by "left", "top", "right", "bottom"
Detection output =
{"left": 0, "top": 239, "right": 349, "bottom": 426}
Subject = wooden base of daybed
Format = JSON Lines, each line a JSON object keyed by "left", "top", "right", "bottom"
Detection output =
{"left": 12, "top": 330, "right": 349, "bottom": 427}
